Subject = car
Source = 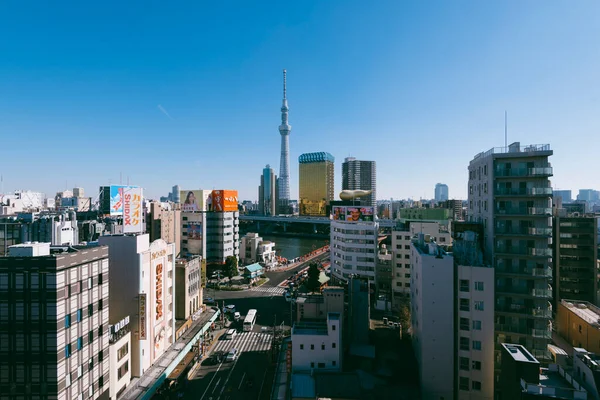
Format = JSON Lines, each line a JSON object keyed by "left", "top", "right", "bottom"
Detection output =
{"left": 225, "top": 349, "right": 238, "bottom": 362}
{"left": 234, "top": 312, "right": 241, "bottom": 321}
{"left": 261, "top": 326, "right": 270, "bottom": 332}
{"left": 225, "top": 305, "right": 236, "bottom": 313}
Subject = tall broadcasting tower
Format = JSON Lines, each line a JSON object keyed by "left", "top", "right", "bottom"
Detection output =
{"left": 278, "top": 69, "right": 292, "bottom": 213}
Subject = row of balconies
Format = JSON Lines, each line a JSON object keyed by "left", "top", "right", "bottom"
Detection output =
{"left": 495, "top": 207, "right": 552, "bottom": 216}
{"left": 495, "top": 227, "right": 552, "bottom": 236}
{"left": 495, "top": 246, "right": 552, "bottom": 257}
{"left": 496, "top": 285, "right": 552, "bottom": 299}
{"left": 495, "top": 187, "right": 553, "bottom": 196}
{"left": 495, "top": 166, "right": 553, "bottom": 178}
{"left": 496, "top": 264, "right": 552, "bottom": 278}
{"left": 495, "top": 305, "right": 552, "bottom": 319}
{"left": 494, "top": 324, "right": 552, "bottom": 339}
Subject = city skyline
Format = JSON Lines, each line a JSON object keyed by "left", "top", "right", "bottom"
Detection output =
{"left": 0, "top": 2, "right": 599, "bottom": 201}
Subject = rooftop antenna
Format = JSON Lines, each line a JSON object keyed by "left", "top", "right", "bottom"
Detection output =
{"left": 504, "top": 110, "right": 508, "bottom": 148}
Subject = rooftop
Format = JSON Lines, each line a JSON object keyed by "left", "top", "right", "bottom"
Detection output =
{"left": 292, "top": 319, "right": 329, "bottom": 336}
{"left": 471, "top": 142, "right": 552, "bottom": 164}
{"left": 502, "top": 343, "right": 539, "bottom": 364}
{"left": 562, "top": 300, "right": 600, "bottom": 328}
{"left": 522, "top": 364, "right": 588, "bottom": 399}
{"left": 244, "top": 263, "right": 264, "bottom": 273}
{"left": 298, "top": 152, "right": 335, "bottom": 164}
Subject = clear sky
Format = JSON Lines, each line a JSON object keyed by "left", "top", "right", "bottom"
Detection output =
{"left": 0, "top": 1, "right": 598, "bottom": 202}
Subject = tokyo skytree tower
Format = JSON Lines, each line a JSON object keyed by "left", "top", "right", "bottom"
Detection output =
{"left": 278, "top": 69, "right": 292, "bottom": 213}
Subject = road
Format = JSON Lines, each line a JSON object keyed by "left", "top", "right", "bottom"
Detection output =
{"left": 209, "top": 252, "right": 329, "bottom": 301}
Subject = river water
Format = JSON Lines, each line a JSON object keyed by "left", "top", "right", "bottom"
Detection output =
{"left": 260, "top": 235, "right": 327, "bottom": 260}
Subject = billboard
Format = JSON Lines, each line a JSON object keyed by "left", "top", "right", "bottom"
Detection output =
{"left": 109, "top": 185, "right": 139, "bottom": 216}
{"left": 150, "top": 241, "right": 169, "bottom": 360}
{"left": 188, "top": 222, "right": 202, "bottom": 240}
{"left": 331, "top": 206, "right": 375, "bottom": 222}
{"left": 123, "top": 187, "right": 144, "bottom": 233}
{"left": 139, "top": 293, "right": 147, "bottom": 340}
{"left": 180, "top": 190, "right": 202, "bottom": 212}
{"left": 210, "top": 190, "right": 238, "bottom": 212}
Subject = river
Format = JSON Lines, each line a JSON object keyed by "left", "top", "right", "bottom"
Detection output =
{"left": 260, "top": 235, "right": 327, "bottom": 260}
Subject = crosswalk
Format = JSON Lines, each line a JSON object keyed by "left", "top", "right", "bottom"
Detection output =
{"left": 248, "top": 286, "right": 286, "bottom": 296}
{"left": 212, "top": 331, "right": 272, "bottom": 354}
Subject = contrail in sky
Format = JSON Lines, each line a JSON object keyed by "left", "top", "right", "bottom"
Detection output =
{"left": 157, "top": 104, "right": 174, "bottom": 120}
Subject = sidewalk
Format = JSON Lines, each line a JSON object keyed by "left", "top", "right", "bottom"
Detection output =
{"left": 270, "top": 337, "right": 290, "bottom": 400}
{"left": 275, "top": 247, "right": 329, "bottom": 272}
{"left": 121, "top": 309, "right": 220, "bottom": 400}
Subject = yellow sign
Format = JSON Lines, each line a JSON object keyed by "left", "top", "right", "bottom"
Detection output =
{"left": 139, "top": 293, "right": 147, "bottom": 340}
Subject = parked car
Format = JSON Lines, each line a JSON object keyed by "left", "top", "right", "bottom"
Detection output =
{"left": 225, "top": 349, "right": 238, "bottom": 362}
{"left": 225, "top": 305, "right": 236, "bottom": 313}
{"left": 234, "top": 312, "right": 241, "bottom": 321}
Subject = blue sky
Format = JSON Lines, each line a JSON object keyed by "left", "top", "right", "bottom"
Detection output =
{"left": 0, "top": 1, "right": 598, "bottom": 201}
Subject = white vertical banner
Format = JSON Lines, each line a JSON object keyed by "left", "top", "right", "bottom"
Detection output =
{"left": 123, "top": 187, "right": 144, "bottom": 233}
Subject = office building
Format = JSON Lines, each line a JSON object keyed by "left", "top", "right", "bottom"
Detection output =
{"left": 398, "top": 207, "right": 452, "bottom": 220}
{"left": 98, "top": 234, "right": 176, "bottom": 377}
{"left": 557, "top": 300, "right": 600, "bottom": 354}
{"left": 175, "top": 256, "right": 203, "bottom": 321}
{"left": 278, "top": 69, "right": 292, "bottom": 214}
{"left": 553, "top": 190, "right": 572, "bottom": 204}
{"left": 468, "top": 142, "right": 554, "bottom": 362}
{"left": 0, "top": 242, "right": 110, "bottom": 399}
{"left": 342, "top": 158, "right": 376, "bottom": 207}
{"left": 108, "top": 316, "right": 132, "bottom": 400}
{"left": 0, "top": 216, "right": 21, "bottom": 256}
{"left": 258, "top": 164, "right": 278, "bottom": 216}
{"left": 391, "top": 220, "right": 452, "bottom": 298}
{"left": 553, "top": 211, "right": 599, "bottom": 306}
{"left": 291, "top": 312, "right": 342, "bottom": 373}
{"left": 148, "top": 201, "right": 181, "bottom": 257}
{"left": 299, "top": 152, "right": 335, "bottom": 216}
{"left": 435, "top": 183, "right": 449, "bottom": 202}
{"left": 330, "top": 205, "right": 378, "bottom": 283}
{"left": 578, "top": 189, "right": 600, "bottom": 203}
{"left": 206, "top": 210, "right": 239, "bottom": 263}
{"left": 375, "top": 245, "right": 393, "bottom": 309}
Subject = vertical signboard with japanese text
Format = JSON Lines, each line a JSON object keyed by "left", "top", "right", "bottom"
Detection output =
{"left": 109, "top": 185, "right": 138, "bottom": 216}
{"left": 210, "top": 190, "right": 238, "bottom": 212}
{"left": 123, "top": 187, "right": 144, "bottom": 233}
{"left": 139, "top": 293, "right": 147, "bottom": 340}
{"left": 150, "top": 240, "right": 169, "bottom": 360}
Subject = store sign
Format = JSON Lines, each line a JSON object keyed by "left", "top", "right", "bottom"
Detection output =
{"left": 110, "top": 315, "right": 130, "bottom": 335}
{"left": 123, "top": 187, "right": 143, "bottom": 233}
{"left": 139, "top": 294, "right": 147, "bottom": 340}
{"left": 286, "top": 341, "right": 292, "bottom": 373}
{"left": 155, "top": 263, "right": 164, "bottom": 322}
{"left": 152, "top": 249, "right": 167, "bottom": 260}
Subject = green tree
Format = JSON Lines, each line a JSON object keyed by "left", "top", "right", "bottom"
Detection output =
{"left": 396, "top": 297, "right": 411, "bottom": 334}
{"left": 223, "top": 256, "right": 238, "bottom": 283}
{"left": 305, "top": 263, "right": 321, "bottom": 293}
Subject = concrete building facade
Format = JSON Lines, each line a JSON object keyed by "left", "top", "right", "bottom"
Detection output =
{"left": 239, "top": 232, "right": 276, "bottom": 268}
{"left": 148, "top": 202, "right": 181, "bottom": 257}
{"left": 98, "top": 234, "right": 176, "bottom": 377}
{"left": 330, "top": 218, "right": 378, "bottom": 283}
{"left": 0, "top": 242, "right": 110, "bottom": 400}
{"left": 467, "top": 142, "right": 554, "bottom": 363}
{"left": 291, "top": 312, "right": 342, "bottom": 373}
{"left": 298, "top": 152, "right": 335, "bottom": 216}
{"left": 175, "top": 257, "right": 203, "bottom": 321}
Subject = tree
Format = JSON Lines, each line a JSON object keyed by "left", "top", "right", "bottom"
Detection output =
{"left": 305, "top": 263, "right": 321, "bottom": 293}
{"left": 223, "top": 256, "right": 238, "bottom": 283}
{"left": 396, "top": 296, "right": 411, "bottom": 334}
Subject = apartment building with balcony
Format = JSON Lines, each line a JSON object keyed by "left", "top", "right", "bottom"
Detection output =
{"left": 330, "top": 217, "right": 378, "bottom": 284}
{"left": 553, "top": 211, "right": 599, "bottom": 307}
{"left": 468, "top": 142, "right": 554, "bottom": 365}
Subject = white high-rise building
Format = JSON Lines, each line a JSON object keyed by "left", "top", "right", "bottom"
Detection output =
{"left": 467, "top": 142, "right": 553, "bottom": 364}
{"left": 98, "top": 234, "right": 176, "bottom": 377}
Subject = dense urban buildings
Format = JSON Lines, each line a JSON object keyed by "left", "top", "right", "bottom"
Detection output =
{"left": 239, "top": 232, "right": 276, "bottom": 267}
{"left": 277, "top": 69, "right": 292, "bottom": 215}
{"left": 552, "top": 210, "right": 599, "bottom": 306}
{"left": 553, "top": 189, "right": 572, "bottom": 204}
{"left": 0, "top": 242, "right": 110, "bottom": 399}
{"left": 291, "top": 312, "right": 342, "bottom": 372}
{"left": 148, "top": 201, "right": 181, "bottom": 257}
{"left": 175, "top": 256, "right": 203, "bottom": 320}
{"left": 298, "top": 152, "right": 335, "bottom": 216}
{"left": 342, "top": 157, "right": 376, "bottom": 207}
{"left": 258, "top": 164, "right": 278, "bottom": 216}
{"left": 434, "top": 183, "right": 449, "bottom": 202}
{"left": 468, "top": 142, "right": 554, "bottom": 364}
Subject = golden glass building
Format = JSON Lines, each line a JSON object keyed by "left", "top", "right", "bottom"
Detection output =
{"left": 299, "top": 152, "right": 335, "bottom": 216}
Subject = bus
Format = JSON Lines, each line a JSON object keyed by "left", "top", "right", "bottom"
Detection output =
{"left": 243, "top": 309, "right": 257, "bottom": 332}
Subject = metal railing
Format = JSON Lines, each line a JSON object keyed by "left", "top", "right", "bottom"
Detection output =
{"left": 495, "top": 187, "right": 553, "bottom": 196}
{"left": 496, "top": 305, "right": 552, "bottom": 319}
{"left": 496, "top": 207, "right": 552, "bottom": 216}
{"left": 496, "top": 264, "right": 552, "bottom": 277}
{"left": 495, "top": 167, "right": 553, "bottom": 178}
{"left": 495, "top": 227, "right": 552, "bottom": 236}
{"left": 495, "top": 246, "right": 552, "bottom": 257}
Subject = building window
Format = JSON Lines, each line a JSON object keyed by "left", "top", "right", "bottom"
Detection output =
{"left": 474, "top": 281, "right": 484, "bottom": 291}
{"left": 88, "top": 331, "right": 94, "bottom": 343}
{"left": 65, "top": 314, "right": 71, "bottom": 328}
{"left": 472, "top": 341, "right": 482, "bottom": 350}
{"left": 88, "top": 304, "right": 93, "bottom": 317}
{"left": 300, "top": 344, "right": 304, "bottom": 350}
{"left": 98, "top": 299, "right": 103, "bottom": 310}
{"left": 459, "top": 357, "right": 470, "bottom": 371}
{"left": 88, "top": 358, "right": 93, "bottom": 372}
{"left": 310, "top": 362, "right": 315, "bottom": 368}
{"left": 117, "top": 343, "right": 129, "bottom": 361}
{"left": 88, "top": 277, "right": 93, "bottom": 289}
{"left": 474, "top": 301, "right": 484, "bottom": 311}
{"left": 318, "top": 362, "right": 325, "bottom": 368}
{"left": 77, "top": 309, "right": 82, "bottom": 322}
{"left": 98, "top": 325, "right": 103, "bottom": 337}
{"left": 311, "top": 344, "right": 314, "bottom": 350}
{"left": 460, "top": 299, "right": 470, "bottom": 311}
{"left": 332, "top": 361, "right": 337, "bottom": 367}
{"left": 98, "top": 273, "right": 103, "bottom": 285}
{"left": 460, "top": 337, "right": 470, "bottom": 351}
{"left": 472, "top": 320, "right": 482, "bottom": 330}
{"left": 332, "top": 325, "right": 336, "bottom": 331}
{"left": 460, "top": 377, "right": 469, "bottom": 391}
{"left": 99, "top": 376, "right": 104, "bottom": 387}
{"left": 117, "top": 360, "right": 129, "bottom": 380}
{"left": 65, "top": 344, "right": 71, "bottom": 358}
{"left": 77, "top": 337, "right": 83, "bottom": 350}
{"left": 472, "top": 381, "right": 482, "bottom": 391}
{"left": 472, "top": 360, "right": 481, "bottom": 370}
{"left": 332, "top": 343, "right": 336, "bottom": 348}
{"left": 460, "top": 318, "right": 470, "bottom": 331}
{"left": 459, "top": 280, "right": 469, "bottom": 292}
{"left": 99, "top": 350, "right": 104, "bottom": 362}
{"left": 321, "top": 344, "right": 325, "bottom": 350}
